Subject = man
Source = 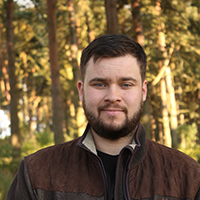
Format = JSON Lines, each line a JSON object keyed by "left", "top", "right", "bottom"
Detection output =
{"left": 7, "top": 34, "right": 200, "bottom": 200}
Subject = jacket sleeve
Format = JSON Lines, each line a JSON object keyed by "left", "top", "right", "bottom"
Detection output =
{"left": 6, "top": 158, "right": 37, "bottom": 200}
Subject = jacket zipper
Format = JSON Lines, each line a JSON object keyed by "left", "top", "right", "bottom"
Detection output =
{"left": 95, "top": 155, "right": 109, "bottom": 200}
{"left": 123, "top": 155, "right": 131, "bottom": 200}
{"left": 80, "top": 144, "right": 108, "bottom": 200}
{"left": 124, "top": 145, "right": 139, "bottom": 200}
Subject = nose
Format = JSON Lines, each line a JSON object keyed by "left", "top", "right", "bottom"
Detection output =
{"left": 104, "top": 85, "right": 122, "bottom": 103}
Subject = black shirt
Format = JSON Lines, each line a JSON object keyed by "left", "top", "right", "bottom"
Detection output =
{"left": 97, "top": 150, "right": 119, "bottom": 200}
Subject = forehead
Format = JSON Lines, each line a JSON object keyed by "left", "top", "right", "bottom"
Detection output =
{"left": 84, "top": 55, "right": 141, "bottom": 81}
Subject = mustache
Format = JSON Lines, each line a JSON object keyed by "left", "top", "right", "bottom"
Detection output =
{"left": 98, "top": 103, "right": 128, "bottom": 114}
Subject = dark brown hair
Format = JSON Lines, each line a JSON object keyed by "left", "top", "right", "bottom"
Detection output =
{"left": 80, "top": 34, "right": 147, "bottom": 82}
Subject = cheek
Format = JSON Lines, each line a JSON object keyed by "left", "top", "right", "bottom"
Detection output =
{"left": 84, "top": 89, "right": 103, "bottom": 107}
{"left": 124, "top": 91, "right": 142, "bottom": 107}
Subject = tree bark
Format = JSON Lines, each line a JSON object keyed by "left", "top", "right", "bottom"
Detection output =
{"left": 161, "top": 78, "right": 172, "bottom": 147}
{"left": 1, "top": 65, "right": 11, "bottom": 102}
{"left": 131, "top": 0, "right": 144, "bottom": 46}
{"left": 156, "top": 0, "right": 172, "bottom": 147}
{"left": 85, "top": 11, "right": 91, "bottom": 43}
{"left": 47, "top": 0, "right": 64, "bottom": 144}
{"left": 131, "top": 0, "right": 151, "bottom": 138}
{"left": 165, "top": 66, "right": 178, "bottom": 148}
{"left": 5, "top": 0, "right": 21, "bottom": 150}
{"left": 67, "top": 0, "right": 81, "bottom": 138}
{"left": 105, "top": 0, "right": 118, "bottom": 34}
{"left": 0, "top": 22, "right": 11, "bottom": 103}
{"left": 196, "top": 87, "right": 200, "bottom": 140}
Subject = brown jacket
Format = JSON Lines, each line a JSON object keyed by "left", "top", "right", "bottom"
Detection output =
{"left": 7, "top": 123, "right": 200, "bottom": 200}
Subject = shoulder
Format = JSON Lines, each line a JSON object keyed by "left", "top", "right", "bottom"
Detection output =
{"left": 143, "top": 139, "right": 200, "bottom": 197}
{"left": 25, "top": 137, "right": 81, "bottom": 168}
{"left": 23, "top": 137, "right": 84, "bottom": 190}
{"left": 146, "top": 138, "right": 200, "bottom": 172}
{"left": 130, "top": 139, "right": 200, "bottom": 199}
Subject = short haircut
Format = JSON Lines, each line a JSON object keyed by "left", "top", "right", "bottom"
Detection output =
{"left": 80, "top": 34, "right": 147, "bottom": 82}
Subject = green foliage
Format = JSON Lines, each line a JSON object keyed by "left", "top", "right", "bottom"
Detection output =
{"left": 0, "top": 137, "right": 20, "bottom": 200}
{"left": 178, "top": 123, "right": 200, "bottom": 163}
{"left": 35, "top": 130, "right": 54, "bottom": 148}
{"left": 0, "top": 170, "right": 13, "bottom": 200}
{"left": 21, "top": 130, "right": 54, "bottom": 158}
{"left": 0, "top": 138, "right": 14, "bottom": 172}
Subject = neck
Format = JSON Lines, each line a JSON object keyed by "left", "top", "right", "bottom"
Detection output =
{"left": 91, "top": 128, "right": 135, "bottom": 155}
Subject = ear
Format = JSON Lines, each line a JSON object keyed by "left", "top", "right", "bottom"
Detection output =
{"left": 142, "top": 80, "right": 148, "bottom": 102}
{"left": 77, "top": 80, "right": 84, "bottom": 102}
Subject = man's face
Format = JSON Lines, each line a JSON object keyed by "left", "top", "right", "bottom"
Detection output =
{"left": 78, "top": 54, "right": 147, "bottom": 140}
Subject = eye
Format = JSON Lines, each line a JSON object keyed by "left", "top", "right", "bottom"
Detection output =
{"left": 121, "top": 83, "right": 133, "bottom": 89}
{"left": 93, "top": 83, "right": 106, "bottom": 89}
{"left": 122, "top": 83, "right": 131, "bottom": 87}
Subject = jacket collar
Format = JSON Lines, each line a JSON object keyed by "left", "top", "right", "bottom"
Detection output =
{"left": 130, "top": 122, "right": 147, "bottom": 168}
{"left": 78, "top": 122, "right": 147, "bottom": 161}
{"left": 78, "top": 124, "right": 97, "bottom": 155}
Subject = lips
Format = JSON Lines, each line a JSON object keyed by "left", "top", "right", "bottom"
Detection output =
{"left": 103, "top": 107, "right": 124, "bottom": 111}
{"left": 98, "top": 104, "right": 127, "bottom": 114}
{"left": 101, "top": 109, "right": 124, "bottom": 116}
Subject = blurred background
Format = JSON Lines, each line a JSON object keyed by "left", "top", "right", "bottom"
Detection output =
{"left": 0, "top": 0, "right": 200, "bottom": 198}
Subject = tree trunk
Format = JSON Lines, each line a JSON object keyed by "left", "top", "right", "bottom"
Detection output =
{"left": 47, "top": 0, "right": 64, "bottom": 144}
{"left": 0, "top": 23, "right": 11, "bottom": 102}
{"left": 178, "top": 94, "right": 186, "bottom": 148}
{"left": 196, "top": 87, "right": 200, "bottom": 140}
{"left": 105, "top": 0, "right": 118, "bottom": 34}
{"left": 161, "top": 78, "right": 172, "bottom": 147}
{"left": 27, "top": 75, "right": 36, "bottom": 137}
{"left": 1, "top": 65, "right": 11, "bottom": 102}
{"left": 36, "top": 102, "right": 40, "bottom": 132}
{"left": 155, "top": 0, "right": 171, "bottom": 147}
{"left": 5, "top": 0, "right": 21, "bottom": 151}
{"left": 0, "top": 22, "right": 11, "bottom": 103}
{"left": 131, "top": 0, "right": 144, "bottom": 46}
{"left": 165, "top": 66, "right": 178, "bottom": 148}
{"left": 67, "top": 0, "right": 79, "bottom": 83}
{"left": 85, "top": 11, "right": 91, "bottom": 43}
{"left": 67, "top": 0, "right": 81, "bottom": 138}
{"left": 131, "top": 0, "right": 151, "bottom": 137}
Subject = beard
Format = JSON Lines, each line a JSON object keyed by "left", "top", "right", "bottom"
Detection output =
{"left": 82, "top": 95, "right": 144, "bottom": 140}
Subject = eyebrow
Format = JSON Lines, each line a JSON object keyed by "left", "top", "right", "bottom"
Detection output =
{"left": 89, "top": 77, "right": 138, "bottom": 84}
{"left": 119, "top": 77, "right": 138, "bottom": 83}
{"left": 89, "top": 78, "right": 108, "bottom": 84}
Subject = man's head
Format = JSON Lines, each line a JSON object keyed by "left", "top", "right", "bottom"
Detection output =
{"left": 80, "top": 34, "right": 147, "bottom": 83}
{"left": 78, "top": 34, "right": 147, "bottom": 140}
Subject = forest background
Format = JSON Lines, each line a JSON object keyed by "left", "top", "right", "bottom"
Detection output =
{"left": 0, "top": 0, "right": 200, "bottom": 198}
